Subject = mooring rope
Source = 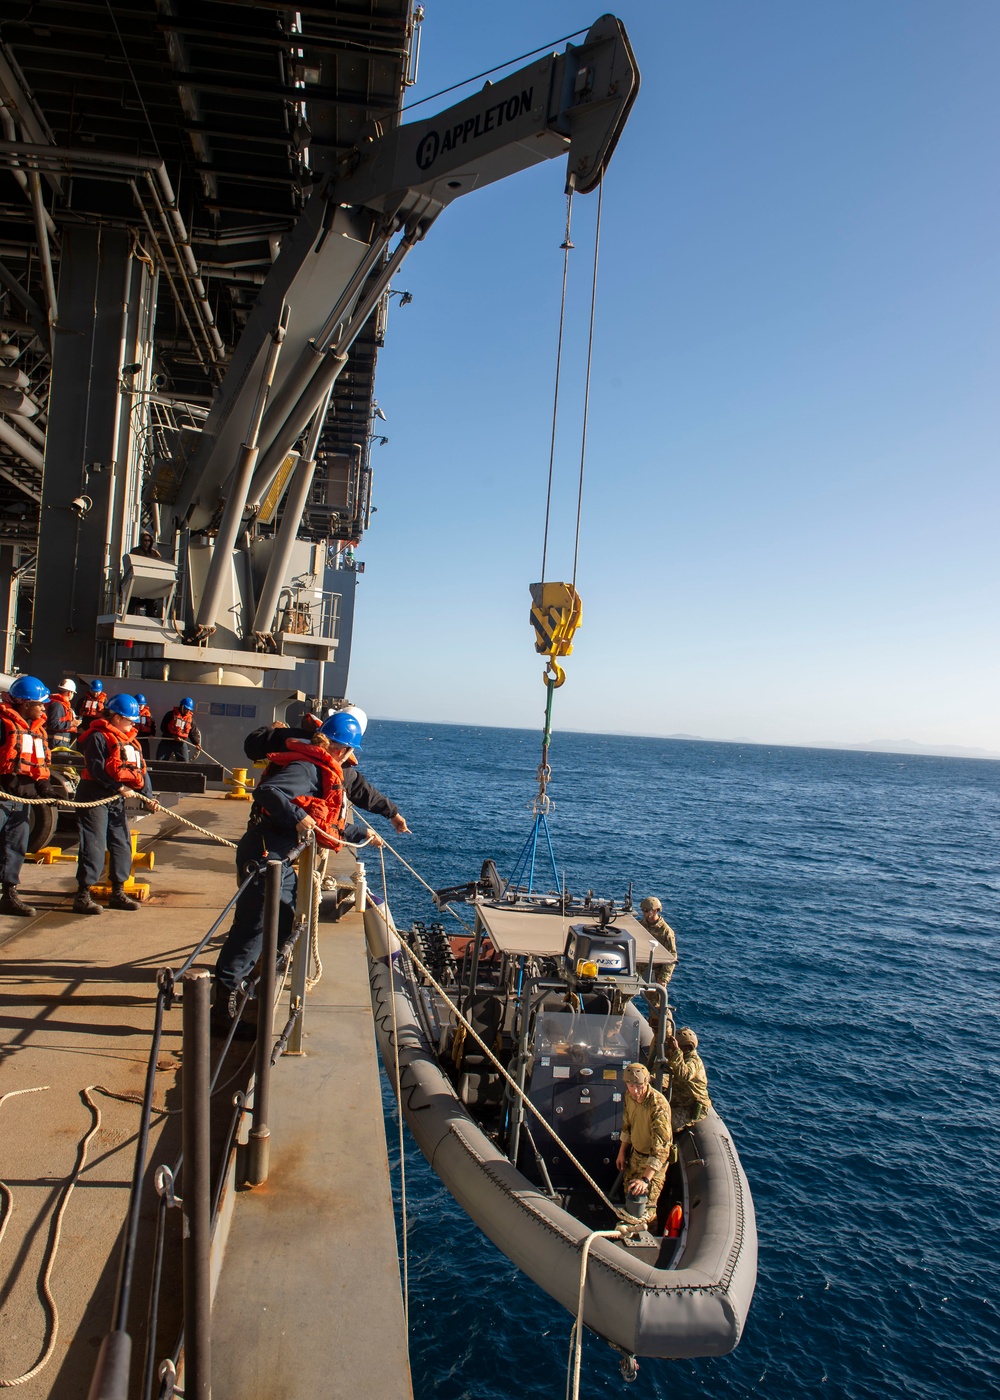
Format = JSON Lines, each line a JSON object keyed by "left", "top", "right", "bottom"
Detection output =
{"left": 0, "top": 1087, "right": 103, "bottom": 1389}
{"left": 378, "top": 843, "right": 409, "bottom": 1333}
{"left": 368, "top": 898, "right": 632, "bottom": 1224}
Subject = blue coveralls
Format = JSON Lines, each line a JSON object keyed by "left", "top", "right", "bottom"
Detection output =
{"left": 214, "top": 758, "right": 366, "bottom": 996}
{"left": 75, "top": 731, "right": 153, "bottom": 887}
{"left": 0, "top": 715, "right": 49, "bottom": 885}
{"left": 0, "top": 796, "right": 31, "bottom": 885}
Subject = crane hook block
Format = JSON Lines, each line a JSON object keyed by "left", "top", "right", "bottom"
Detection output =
{"left": 530, "top": 582, "right": 582, "bottom": 658}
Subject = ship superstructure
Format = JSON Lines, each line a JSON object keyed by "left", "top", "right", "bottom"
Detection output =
{"left": 0, "top": 3, "right": 636, "bottom": 767}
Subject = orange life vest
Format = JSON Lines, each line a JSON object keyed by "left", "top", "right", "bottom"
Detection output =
{"left": 48, "top": 692, "right": 79, "bottom": 734}
{"left": 136, "top": 705, "right": 156, "bottom": 737}
{"left": 164, "top": 707, "right": 193, "bottom": 740}
{"left": 82, "top": 693, "right": 106, "bottom": 719}
{"left": 81, "top": 718, "right": 147, "bottom": 791}
{"left": 0, "top": 704, "right": 51, "bottom": 782}
{"left": 263, "top": 745, "right": 345, "bottom": 849}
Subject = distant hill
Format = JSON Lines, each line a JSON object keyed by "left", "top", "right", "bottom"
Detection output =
{"left": 812, "top": 739, "right": 1000, "bottom": 760}
{"left": 660, "top": 733, "right": 1000, "bottom": 760}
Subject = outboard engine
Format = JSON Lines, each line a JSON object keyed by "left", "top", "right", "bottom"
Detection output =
{"left": 564, "top": 924, "right": 637, "bottom": 980}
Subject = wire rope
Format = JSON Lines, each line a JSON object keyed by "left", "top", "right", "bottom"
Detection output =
{"left": 540, "top": 188, "right": 575, "bottom": 584}
{"left": 572, "top": 179, "right": 603, "bottom": 591}
{"left": 402, "top": 29, "right": 589, "bottom": 112}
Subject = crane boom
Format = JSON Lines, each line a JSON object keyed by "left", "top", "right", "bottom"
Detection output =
{"left": 173, "top": 15, "right": 638, "bottom": 544}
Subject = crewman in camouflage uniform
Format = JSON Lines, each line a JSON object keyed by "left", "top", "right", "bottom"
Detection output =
{"left": 639, "top": 895, "right": 677, "bottom": 1033}
{"left": 615, "top": 1062, "right": 672, "bottom": 1228}
{"left": 666, "top": 1026, "right": 712, "bottom": 1132}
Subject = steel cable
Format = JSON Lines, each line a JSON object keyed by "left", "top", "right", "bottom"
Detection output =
{"left": 572, "top": 178, "right": 603, "bottom": 591}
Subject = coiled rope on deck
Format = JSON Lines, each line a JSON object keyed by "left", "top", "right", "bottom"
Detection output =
{"left": 0, "top": 1086, "right": 104, "bottom": 1389}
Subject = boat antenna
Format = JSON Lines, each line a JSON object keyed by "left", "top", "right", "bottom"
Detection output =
{"left": 506, "top": 179, "right": 603, "bottom": 896}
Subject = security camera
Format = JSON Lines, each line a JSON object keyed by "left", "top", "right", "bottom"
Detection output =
{"left": 71, "top": 495, "right": 93, "bottom": 518}
{"left": 153, "top": 373, "right": 166, "bottom": 388}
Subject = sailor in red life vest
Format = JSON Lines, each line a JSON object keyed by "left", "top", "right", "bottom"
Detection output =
{"left": 212, "top": 710, "right": 383, "bottom": 1034}
{"left": 242, "top": 703, "right": 412, "bottom": 835}
{"left": 156, "top": 696, "right": 201, "bottom": 762}
{"left": 73, "top": 693, "right": 156, "bottom": 915}
{"left": 46, "top": 678, "right": 81, "bottom": 748}
{"left": 134, "top": 693, "right": 157, "bottom": 757}
{"left": 0, "top": 675, "right": 55, "bottom": 917}
{"left": 81, "top": 679, "right": 107, "bottom": 721}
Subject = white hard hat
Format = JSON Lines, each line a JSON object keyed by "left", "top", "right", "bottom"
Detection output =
{"left": 58, "top": 678, "right": 77, "bottom": 694}
{"left": 342, "top": 704, "right": 368, "bottom": 735}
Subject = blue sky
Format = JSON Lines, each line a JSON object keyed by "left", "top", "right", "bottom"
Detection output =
{"left": 347, "top": 1, "right": 999, "bottom": 753}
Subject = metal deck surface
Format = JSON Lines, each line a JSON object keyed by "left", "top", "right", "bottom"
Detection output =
{"left": 0, "top": 794, "right": 409, "bottom": 1398}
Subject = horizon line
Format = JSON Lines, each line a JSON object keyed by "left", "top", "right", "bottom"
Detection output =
{"left": 363, "top": 718, "right": 1000, "bottom": 762}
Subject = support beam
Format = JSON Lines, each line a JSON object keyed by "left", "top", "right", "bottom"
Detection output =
{"left": 29, "top": 226, "right": 134, "bottom": 677}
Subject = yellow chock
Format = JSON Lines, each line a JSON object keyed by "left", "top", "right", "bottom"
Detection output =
{"left": 91, "top": 832, "right": 153, "bottom": 901}
{"left": 226, "top": 766, "right": 255, "bottom": 799}
{"left": 26, "top": 845, "right": 77, "bottom": 865}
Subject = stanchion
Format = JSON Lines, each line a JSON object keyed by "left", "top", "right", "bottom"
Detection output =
{"left": 85, "top": 1331, "right": 131, "bottom": 1400}
{"left": 246, "top": 859, "right": 281, "bottom": 1184}
{"left": 285, "top": 837, "right": 314, "bottom": 1055}
{"left": 181, "top": 968, "right": 212, "bottom": 1400}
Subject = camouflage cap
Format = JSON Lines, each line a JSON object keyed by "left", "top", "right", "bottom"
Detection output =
{"left": 677, "top": 1027, "right": 699, "bottom": 1050}
{"left": 639, "top": 896, "right": 662, "bottom": 913}
{"left": 623, "top": 1062, "right": 650, "bottom": 1086}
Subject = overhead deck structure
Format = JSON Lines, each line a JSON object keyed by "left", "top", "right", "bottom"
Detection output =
{"left": 0, "top": 0, "right": 418, "bottom": 704}
{"left": 0, "top": 6, "right": 637, "bottom": 758}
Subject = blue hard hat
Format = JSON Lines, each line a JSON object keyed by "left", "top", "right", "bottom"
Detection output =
{"left": 107, "top": 694, "right": 141, "bottom": 720}
{"left": 135, "top": 693, "right": 147, "bottom": 705}
{"left": 9, "top": 675, "right": 50, "bottom": 703}
{"left": 318, "top": 711, "right": 363, "bottom": 751}
{"left": 91, "top": 679, "right": 104, "bottom": 693}
{"left": 180, "top": 697, "right": 194, "bottom": 711}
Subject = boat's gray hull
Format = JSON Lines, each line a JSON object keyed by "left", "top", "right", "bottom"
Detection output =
{"left": 365, "top": 909, "right": 757, "bottom": 1359}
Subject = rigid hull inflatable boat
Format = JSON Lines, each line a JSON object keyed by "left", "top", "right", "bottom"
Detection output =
{"left": 364, "top": 876, "right": 757, "bottom": 1365}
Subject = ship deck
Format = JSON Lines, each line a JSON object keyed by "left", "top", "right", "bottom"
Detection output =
{"left": 0, "top": 793, "right": 410, "bottom": 1399}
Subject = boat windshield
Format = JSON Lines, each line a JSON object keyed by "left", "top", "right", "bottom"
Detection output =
{"left": 533, "top": 1011, "right": 641, "bottom": 1062}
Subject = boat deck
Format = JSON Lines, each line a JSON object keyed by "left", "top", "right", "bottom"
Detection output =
{"left": 0, "top": 793, "right": 410, "bottom": 1399}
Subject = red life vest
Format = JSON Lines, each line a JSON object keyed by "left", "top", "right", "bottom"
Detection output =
{"left": 137, "top": 705, "right": 156, "bottom": 737}
{"left": 164, "top": 707, "right": 193, "bottom": 740}
{"left": 81, "top": 718, "right": 147, "bottom": 791}
{"left": 48, "top": 692, "right": 79, "bottom": 734}
{"left": 263, "top": 745, "right": 345, "bottom": 849}
{"left": 0, "top": 704, "right": 51, "bottom": 781}
{"left": 82, "top": 693, "right": 106, "bottom": 719}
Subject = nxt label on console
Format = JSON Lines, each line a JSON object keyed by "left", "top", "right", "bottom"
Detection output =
{"left": 415, "top": 88, "right": 534, "bottom": 171}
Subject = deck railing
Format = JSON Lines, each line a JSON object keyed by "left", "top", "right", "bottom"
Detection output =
{"left": 86, "top": 836, "right": 320, "bottom": 1400}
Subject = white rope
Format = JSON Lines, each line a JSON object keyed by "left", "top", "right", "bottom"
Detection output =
{"left": 352, "top": 817, "right": 475, "bottom": 935}
{"left": 378, "top": 844, "right": 408, "bottom": 1334}
{"left": 368, "top": 898, "right": 631, "bottom": 1222}
{"left": 0, "top": 792, "right": 120, "bottom": 809}
{"left": 305, "top": 866, "right": 323, "bottom": 991}
{"left": 565, "top": 1228, "right": 625, "bottom": 1400}
{"left": 0, "top": 1086, "right": 102, "bottom": 1388}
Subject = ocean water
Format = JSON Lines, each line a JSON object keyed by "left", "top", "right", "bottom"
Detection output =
{"left": 359, "top": 722, "right": 1000, "bottom": 1399}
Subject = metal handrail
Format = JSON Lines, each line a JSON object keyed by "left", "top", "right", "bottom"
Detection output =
{"left": 86, "top": 836, "right": 321, "bottom": 1400}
